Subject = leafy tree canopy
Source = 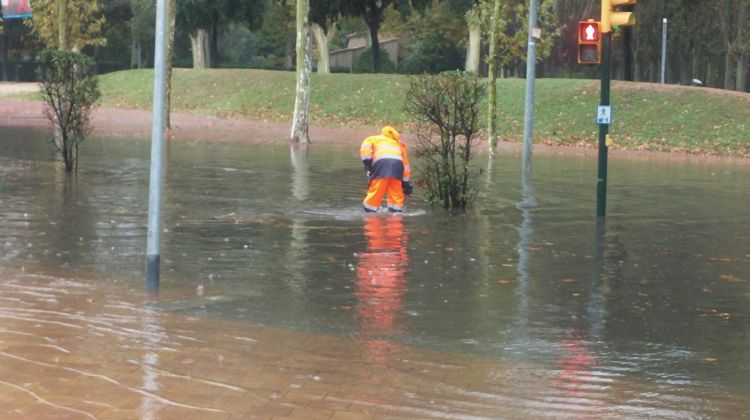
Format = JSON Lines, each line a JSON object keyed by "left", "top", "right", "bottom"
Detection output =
{"left": 27, "top": 0, "right": 106, "bottom": 50}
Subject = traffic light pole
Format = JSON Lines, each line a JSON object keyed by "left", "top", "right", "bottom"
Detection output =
{"left": 596, "top": 32, "right": 611, "bottom": 218}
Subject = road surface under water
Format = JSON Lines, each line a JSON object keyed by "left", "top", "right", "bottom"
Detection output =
{"left": 1, "top": 127, "right": 749, "bottom": 418}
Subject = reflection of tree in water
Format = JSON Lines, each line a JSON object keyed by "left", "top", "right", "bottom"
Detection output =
{"left": 354, "top": 215, "right": 409, "bottom": 365}
{"left": 37, "top": 170, "right": 99, "bottom": 274}
{"left": 285, "top": 144, "right": 310, "bottom": 292}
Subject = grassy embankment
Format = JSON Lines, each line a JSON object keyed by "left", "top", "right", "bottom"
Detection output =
{"left": 98, "top": 68, "right": 749, "bottom": 157}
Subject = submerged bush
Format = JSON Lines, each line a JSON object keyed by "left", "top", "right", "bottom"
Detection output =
{"left": 37, "top": 49, "right": 101, "bottom": 173}
{"left": 405, "top": 71, "right": 485, "bottom": 210}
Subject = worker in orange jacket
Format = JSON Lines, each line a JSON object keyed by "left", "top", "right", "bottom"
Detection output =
{"left": 360, "top": 126, "right": 413, "bottom": 212}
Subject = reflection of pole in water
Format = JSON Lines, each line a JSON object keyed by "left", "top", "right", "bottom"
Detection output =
{"left": 587, "top": 218, "right": 608, "bottom": 339}
{"left": 140, "top": 299, "right": 166, "bottom": 419}
{"left": 354, "top": 215, "right": 409, "bottom": 365}
{"left": 515, "top": 169, "right": 537, "bottom": 325}
{"left": 552, "top": 220, "right": 612, "bottom": 408}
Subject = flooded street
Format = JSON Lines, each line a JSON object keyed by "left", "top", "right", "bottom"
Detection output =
{"left": 1, "top": 126, "right": 749, "bottom": 418}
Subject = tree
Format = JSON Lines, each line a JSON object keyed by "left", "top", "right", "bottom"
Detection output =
{"left": 492, "top": 1, "right": 559, "bottom": 72}
{"left": 464, "top": 1, "right": 484, "bottom": 72}
{"left": 486, "top": 0, "right": 502, "bottom": 155}
{"left": 395, "top": 1, "right": 466, "bottom": 74}
{"left": 37, "top": 49, "right": 101, "bottom": 173}
{"left": 260, "top": 0, "right": 296, "bottom": 68}
{"left": 177, "top": 0, "right": 266, "bottom": 69}
{"left": 129, "top": 0, "right": 155, "bottom": 68}
{"left": 165, "top": 0, "right": 176, "bottom": 128}
{"left": 95, "top": 0, "right": 133, "bottom": 69}
{"left": 291, "top": 0, "right": 312, "bottom": 143}
{"left": 341, "top": 0, "right": 396, "bottom": 72}
{"left": 177, "top": 0, "right": 213, "bottom": 68}
{"left": 454, "top": 0, "right": 558, "bottom": 76}
{"left": 406, "top": 71, "right": 485, "bottom": 210}
{"left": 736, "top": 0, "right": 749, "bottom": 91}
{"left": 27, "top": 0, "right": 106, "bottom": 51}
{"left": 310, "top": 0, "right": 344, "bottom": 73}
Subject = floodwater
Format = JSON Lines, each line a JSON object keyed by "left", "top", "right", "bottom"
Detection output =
{"left": 1, "top": 126, "right": 749, "bottom": 419}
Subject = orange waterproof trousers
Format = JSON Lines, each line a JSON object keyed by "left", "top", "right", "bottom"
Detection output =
{"left": 363, "top": 178, "right": 404, "bottom": 212}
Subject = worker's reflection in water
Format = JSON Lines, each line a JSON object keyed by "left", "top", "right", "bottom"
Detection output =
{"left": 354, "top": 214, "right": 409, "bottom": 365}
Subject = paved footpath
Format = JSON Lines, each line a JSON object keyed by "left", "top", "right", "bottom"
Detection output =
{"left": 0, "top": 82, "right": 39, "bottom": 95}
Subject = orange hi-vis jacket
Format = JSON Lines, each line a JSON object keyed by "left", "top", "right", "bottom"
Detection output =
{"left": 360, "top": 127, "right": 411, "bottom": 182}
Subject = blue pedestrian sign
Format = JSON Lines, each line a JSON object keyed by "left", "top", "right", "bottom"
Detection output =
{"left": 1, "top": 0, "right": 32, "bottom": 19}
{"left": 596, "top": 105, "right": 611, "bottom": 125}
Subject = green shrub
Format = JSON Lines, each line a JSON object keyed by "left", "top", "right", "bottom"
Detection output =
{"left": 405, "top": 71, "right": 485, "bottom": 210}
{"left": 37, "top": 49, "right": 101, "bottom": 173}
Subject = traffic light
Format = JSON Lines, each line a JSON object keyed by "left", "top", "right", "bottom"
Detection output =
{"left": 577, "top": 20, "right": 601, "bottom": 64}
{"left": 601, "top": 0, "right": 637, "bottom": 33}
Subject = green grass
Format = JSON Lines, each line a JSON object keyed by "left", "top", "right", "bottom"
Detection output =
{"left": 96, "top": 69, "right": 749, "bottom": 156}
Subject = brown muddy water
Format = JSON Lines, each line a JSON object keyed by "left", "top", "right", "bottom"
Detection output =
{"left": 1, "top": 126, "right": 749, "bottom": 419}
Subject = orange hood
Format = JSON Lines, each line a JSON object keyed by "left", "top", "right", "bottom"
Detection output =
{"left": 381, "top": 126, "right": 400, "bottom": 142}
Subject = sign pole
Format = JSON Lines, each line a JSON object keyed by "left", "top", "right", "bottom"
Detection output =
{"left": 596, "top": 32, "right": 611, "bottom": 218}
{"left": 145, "top": 0, "right": 169, "bottom": 290}
{"left": 660, "top": 18, "right": 667, "bottom": 84}
{"left": 522, "top": 0, "right": 539, "bottom": 174}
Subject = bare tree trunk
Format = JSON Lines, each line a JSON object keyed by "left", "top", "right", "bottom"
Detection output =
{"left": 291, "top": 0, "right": 311, "bottom": 143}
{"left": 465, "top": 6, "right": 482, "bottom": 73}
{"left": 735, "top": 2, "right": 747, "bottom": 91}
{"left": 466, "top": 25, "right": 481, "bottom": 72}
{"left": 724, "top": 48, "right": 734, "bottom": 89}
{"left": 58, "top": 0, "right": 67, "bottom": 50}
{"left": 190, "top": 29, "right": 209, "bottom": 69}
{"left": 722, "top": 0, "right": 734, "bottom": 89}
{"left": 210, "top": 10, "right": 220, "bottom": 68}
{"left": 139, "top": 42, "right": 144, "bottom": 68}
{"left": 649, "top": 60, "right": 657, "bottom": 82}
{"left": 283, "top": 1, "right": 295, "bottom": 70}
{"left": 738, "top": 52, "right": 748, "bottom": 91}
{"left": 582, "top": 0, "right": 597, "bottom": 18}
{"left": 2, "top": 23, "right": 9, "bottom": 82}
{"left": 706, "top": 60, "right": 716, "bottom": 87}
{"left": 691, "top": 50, "right": 700, "bottom": 82}
{"left": 204, "top": 31, "right": 212, "bottom": 69}
{"left": 130, "top": 40, "right": 137, "bottom": 68}
{"left": 312, "top": 23, "right": 335, "bottom": 74}
{"left": 487, "top": 0, "right": 501, "bottom": 156}
{"left": 367, "top": 21, "right": 381, "bottom": 72}
{"left": 633, "top": 28, "right": 642, "bottom": 81}
{"left": 622, "top": 26, "right": 634, "bottom": 81}
{"left": 165, "top": 0, "right": 176, "bottom": 129}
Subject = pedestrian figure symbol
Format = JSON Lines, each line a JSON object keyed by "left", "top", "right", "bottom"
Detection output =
{"left": 596, "top": 105, "right": 611, "bottom": 125}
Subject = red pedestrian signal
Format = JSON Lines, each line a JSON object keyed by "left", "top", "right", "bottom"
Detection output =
{"left": 579, "top": 21, "right": 600, "bottom": 43}
{"left": 577, "top": 20, "right": 601, "bottom": 64}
